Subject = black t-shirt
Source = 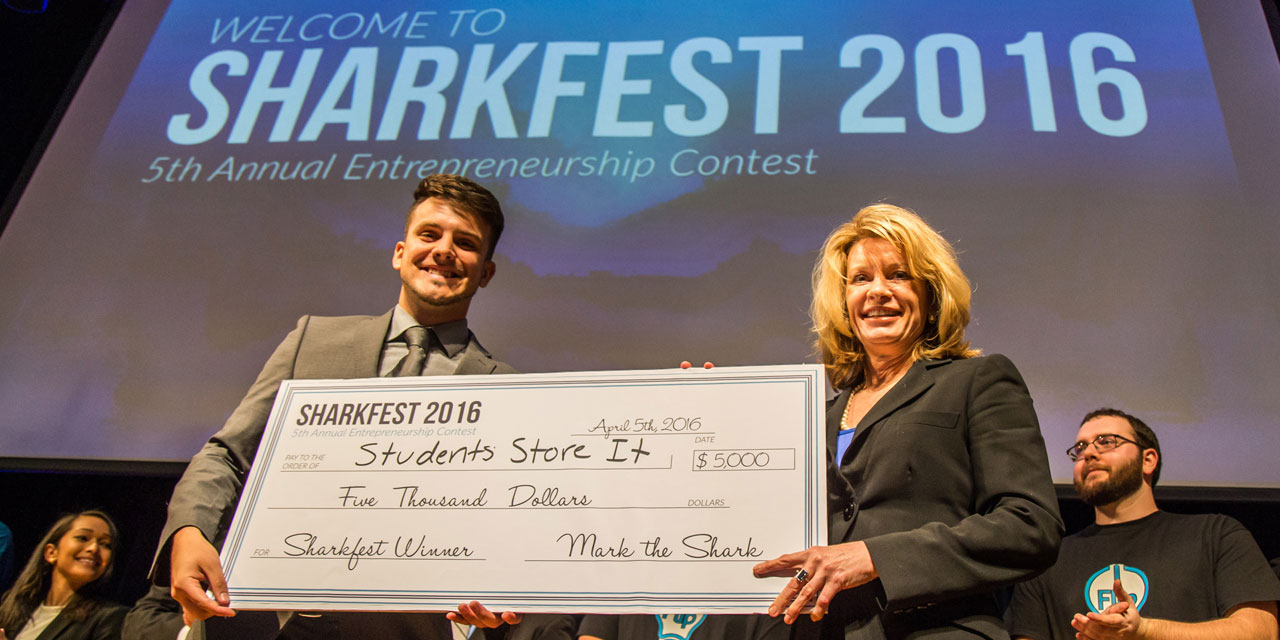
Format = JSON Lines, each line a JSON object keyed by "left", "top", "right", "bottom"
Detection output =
{"left": 578, "top": 614, "right": 786, "bottom": 640}
{"left": 1006, "top": 511, "right": 1280, "bottom": 640}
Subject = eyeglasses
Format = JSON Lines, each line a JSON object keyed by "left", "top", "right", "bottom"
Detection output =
{"left": 1066, "top": 433, "right": 1140, "bottom": 461}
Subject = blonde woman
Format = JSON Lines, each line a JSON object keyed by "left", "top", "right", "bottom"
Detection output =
{"left": 754, "top": 205, "right": 1062, "bottom": 639}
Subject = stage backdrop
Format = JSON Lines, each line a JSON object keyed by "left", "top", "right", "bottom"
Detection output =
{"left": 1, "top": 1, "right": 1278, "bottom": 487}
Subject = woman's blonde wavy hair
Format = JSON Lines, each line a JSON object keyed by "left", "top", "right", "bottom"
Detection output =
{"left": 812, "top": 204, "right": 979, "bottom": 390}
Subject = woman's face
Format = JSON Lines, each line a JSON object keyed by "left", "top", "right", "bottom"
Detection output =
{"left": 845, "top": 238, "right": 931, "bottom": 358}
{"left": 44, "top": 515, "right": 113, "bottom": 592}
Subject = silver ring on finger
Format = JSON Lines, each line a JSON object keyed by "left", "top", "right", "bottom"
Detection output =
{"left": 795, "top": 568, "right": 810, "bottom": 584}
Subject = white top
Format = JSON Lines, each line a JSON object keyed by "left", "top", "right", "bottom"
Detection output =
{"left": 15, "top": 604, "right": 64, "bottom": 640}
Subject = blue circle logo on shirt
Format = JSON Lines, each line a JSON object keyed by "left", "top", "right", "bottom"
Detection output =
{"left": 1084, "top": 563, "right": 1149, "bottom": 613}
{"left": 656, "top": 613, "right": 707, "bottom": 640}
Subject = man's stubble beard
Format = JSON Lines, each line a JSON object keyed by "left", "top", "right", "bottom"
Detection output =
{"left": 403, "top": 272, "right": 477, "bottom": 310}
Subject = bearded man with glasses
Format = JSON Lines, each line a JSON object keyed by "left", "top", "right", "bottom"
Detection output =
{"left": 1005, "top": 408, "right": 1280, "bottom": 640}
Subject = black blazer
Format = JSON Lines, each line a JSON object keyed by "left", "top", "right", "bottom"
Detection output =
{"left": 801, "top": 355, "right": 1063, "bottom": 640}
{"left": 12, "top": 597, "right": 126, "bottom": 640}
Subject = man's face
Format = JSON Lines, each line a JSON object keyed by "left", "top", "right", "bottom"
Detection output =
{"left": 1071, "top": 415, "right": 1145, "bottom": 507}
{"left": 393, "top": 198, "right": 495, "bottom": 322}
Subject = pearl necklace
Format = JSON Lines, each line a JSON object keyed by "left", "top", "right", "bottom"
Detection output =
{"left": 841, "top": 375, "right": 871, "bottom": 432}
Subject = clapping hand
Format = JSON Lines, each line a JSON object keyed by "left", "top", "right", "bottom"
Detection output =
{"left": 1070, "top": 578, "right": 1142, "bottom": 640}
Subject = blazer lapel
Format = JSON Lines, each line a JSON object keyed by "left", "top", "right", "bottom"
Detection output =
{"left": 828, "top": 359, "right": 946, "bottom": 543}
{"left": 352, "top": 310, "right": 393, "bottom": 377}
{"left": 827, "top": 390, "right": 849, "bottom": 462}
{"left": 33, "top": 610, "right": 72, "bottom": 640}
{"left": 292, "top": 310, "right": 391, "bottom": 380}
{"left": 845, "top": 358, "right": 944, "bottom": 454}
{"left": 453, "top": 337, "right": 499, "bottom": 376}
{"left": 827, "top": 389, "right": 858, "bottom": 543}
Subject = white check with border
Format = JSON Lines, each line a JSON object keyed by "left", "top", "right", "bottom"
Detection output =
{"left": 220, "top": 364, "right": 827, "bottom": 613}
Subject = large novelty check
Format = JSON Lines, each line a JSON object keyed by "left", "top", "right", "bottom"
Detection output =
{"left": 220, "top": 365, "right": 826, "bottom": 613}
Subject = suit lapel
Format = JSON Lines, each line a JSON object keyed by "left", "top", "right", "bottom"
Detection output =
{"left": 828, "top": 359, "right": 946, "bottom": 543}
{"left": 827, "top": 390, "right": 849, "bottom": 461}
{"left": 352, "top": 310, "right": 393, "bottom": 377}
{"left": 33, "top": 609, "right": 72, "bottom": 640}
{"left": 838, "top": 358, "right": 948, "bottom": 468}
{"left": 847, "top": 358, "right": 942, "bottom": 450}
{"left": 827, "top": 389, "right": 857, "bottom": 544}
{"left": 453, "top": 337, "right": 499, "bottom": 376}
{"left": 292, "top": 310, "right": 391, "bottom": 380}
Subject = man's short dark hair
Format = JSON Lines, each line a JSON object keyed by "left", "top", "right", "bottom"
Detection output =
{"left": 1081, "top": 407, "right": 1162, "bottom": 487}
{"left": 408, "top": 174, "right": 505, "bottom": 258}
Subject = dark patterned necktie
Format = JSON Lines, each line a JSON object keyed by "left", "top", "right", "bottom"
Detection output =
{"left": 389, "top": 325, "right": 428, "bottom": 376}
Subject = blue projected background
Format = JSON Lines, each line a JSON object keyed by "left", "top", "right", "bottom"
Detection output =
{"left": 1, "top": 1, "right": 1278, "bottom": 486}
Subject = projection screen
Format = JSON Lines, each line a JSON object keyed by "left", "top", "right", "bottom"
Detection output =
{"left": 1, "top": 0, "right": 1277, "bottom": 487}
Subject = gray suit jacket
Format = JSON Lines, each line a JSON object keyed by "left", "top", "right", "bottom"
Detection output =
{"left": 151, "top": 310, "right": 515, "bottom": 581}
{"left": 796, "top": 355, "right": 1062, "bottom": 640}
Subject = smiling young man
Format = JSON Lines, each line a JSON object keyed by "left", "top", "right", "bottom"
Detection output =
{"left": 1006, "top": 408, "right": 1280, "bottom": 640}
{"left": 143, "top": 174, "right": 524, "bottom": 640}
{"left": 393, "top": 182, "right": 499, "bottom": 326}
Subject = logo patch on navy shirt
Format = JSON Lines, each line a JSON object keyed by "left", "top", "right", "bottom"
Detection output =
{"left": 1084, "top": 563, "right": 1149, "bottom": 613}
{"left": 655, "top": 614, "right": 706, "bottom": 640}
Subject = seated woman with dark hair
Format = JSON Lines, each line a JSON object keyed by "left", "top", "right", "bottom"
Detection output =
{"left": 0, "top": 511, "right": 125, "bottom": 640}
